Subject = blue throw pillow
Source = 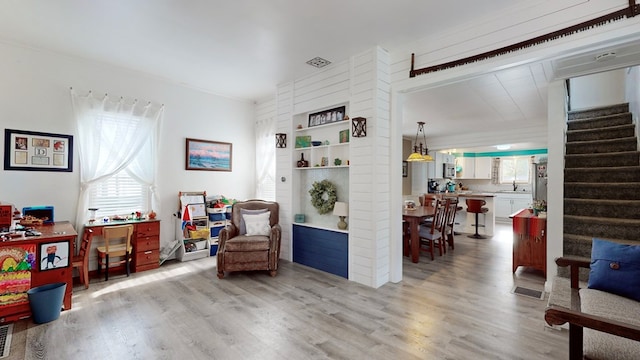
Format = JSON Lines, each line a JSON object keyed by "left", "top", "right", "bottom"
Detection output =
{"left": 587, "top": 238, "right": 640, "bottom": 301}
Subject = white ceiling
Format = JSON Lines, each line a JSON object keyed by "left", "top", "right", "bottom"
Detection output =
{"left": 402, "top": 62, "right": 551, "bottom": 153}
{"left": 1, "top": 1, "right": 639, "bottom": 153}
{"left": 0, "top": 0, "right": 528, "bottom": 101}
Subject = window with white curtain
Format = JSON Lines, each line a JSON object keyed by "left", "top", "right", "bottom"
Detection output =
{"left": 88, "top": 113, "right": 151, "bottom": 218}
{"left": 255, "top": 117, "right": 276, "bottom": 200}
{"left": 500, "top": 156, "right": 531, "bottom": 184}
{"left": 71, "top": 89, "right": 163, "bottom": 225}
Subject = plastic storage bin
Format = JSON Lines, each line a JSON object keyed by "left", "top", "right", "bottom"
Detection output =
{"left": 27, "top": 282, "right": 67, "bottom": 324}
{"left": 210, "top": 243, "right": 219, "bottom": 256}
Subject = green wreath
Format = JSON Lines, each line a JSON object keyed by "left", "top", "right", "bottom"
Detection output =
{"left": 309, "top": 180, "right": 337, "bottom": 214}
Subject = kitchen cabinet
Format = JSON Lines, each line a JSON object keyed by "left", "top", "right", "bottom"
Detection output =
{"left": 432, "top": 152, "right": 455, "bottom": 179}
{"left": 511, "top": 209, "right": 546, "bottom": 276}
{"left": 455, "top": 156, "right": 492, "bottom": 179}
{"left": 495, "top": 193, "right": 532, "bottom": 220}
{"left": 474, "top": 157, "right": 492, "bottom": 179}
{"left": 455, "top": 157, "right": 475, "bottom": 179}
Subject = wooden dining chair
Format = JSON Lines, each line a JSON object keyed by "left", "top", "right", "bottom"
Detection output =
{"left": 421, "top": 194, "right": 438, "bottom": 207}
{"left": 420, "top": 194, "right": 439, "bottom": 227}
{"left": 96, "top": 224, "right": 134, "bottom": 281}
{"left": 442, "top": 197, "right": 460, "bottom": 252}
{"left": 418, "top": 199, "right": 447, "bottom": 260}
{"left": 72, "top": 229, "right": 93, "bottom": 289}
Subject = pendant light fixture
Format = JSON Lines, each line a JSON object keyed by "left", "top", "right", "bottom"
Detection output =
{"left": 406, "top": 121, "right": 434, "bottom": 162}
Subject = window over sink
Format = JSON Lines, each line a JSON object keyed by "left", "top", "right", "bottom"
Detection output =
{"left": 499, "top": 156, "right": 530, "bottom": 184}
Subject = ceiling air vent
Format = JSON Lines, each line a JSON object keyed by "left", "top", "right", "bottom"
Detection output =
{"left": 306, "top": 57, "right": 331, "bottom": 68}
{"left": 594, "top": 52, "right": 617, "bottom": 62}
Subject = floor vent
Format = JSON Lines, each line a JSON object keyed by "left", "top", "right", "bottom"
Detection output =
{"left": 511, "top": 286, "right": 544, "bottom": 300}
{"left": 0, "top": 324, "right": 13, "bottom": 359}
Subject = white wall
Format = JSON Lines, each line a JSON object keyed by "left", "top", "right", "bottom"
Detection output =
{"left": 625, "top": 66, "right": 640, "bottom": 141}
{"left": 0, "top": 42, "right": 256, "bottom": 265}
{"left": 275, "top": 47, "right": 391, "bottom": 287}
{"left": 570, "top": 69, "right": 627, "bottom": 110}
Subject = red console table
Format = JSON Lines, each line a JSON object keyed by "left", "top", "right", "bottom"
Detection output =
{"left": 510, "top": 209, "right": 546, "bottom": 276}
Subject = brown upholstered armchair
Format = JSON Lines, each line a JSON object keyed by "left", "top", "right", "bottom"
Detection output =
{"left": 217, "top": 199, "right": 281, "bottom": 279}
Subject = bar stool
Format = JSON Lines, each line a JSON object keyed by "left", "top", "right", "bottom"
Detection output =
{"left": 466, "top": 198, "right": 489, "bottom": 239}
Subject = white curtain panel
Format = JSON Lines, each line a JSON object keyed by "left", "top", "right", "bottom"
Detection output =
{"left": 71, "top": 89, "right": 163, "bottom": 227}
{"left": 255, "top": 117, "right": 276, "bottom": 200}
{"left": 491, "top": 157, "right": 501, "bottom": 184}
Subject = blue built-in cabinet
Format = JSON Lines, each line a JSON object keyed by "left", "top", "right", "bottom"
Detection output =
{"left": 293, "top": 224, "right": 348, "bottom": 278}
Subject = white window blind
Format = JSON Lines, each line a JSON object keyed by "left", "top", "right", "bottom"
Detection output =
{"left": 89, "top": 170, "right": 149, "bottom": 219}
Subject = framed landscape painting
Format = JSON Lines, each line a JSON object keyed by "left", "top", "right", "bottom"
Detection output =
{"left": 185, "top": 138, "right": 232, "bottom": 171}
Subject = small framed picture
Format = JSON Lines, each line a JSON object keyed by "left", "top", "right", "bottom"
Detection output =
{"left": 339, "top": 129, "right": 349, "bottom": 143}
{"left": 402, "top": 161, "right": 408, "bottom": 177}
{"left": 4, "top": 129, "right": 73, "bottom": 172}
{"left": 295, "top": 135, "right": 311, "bottom": 148}
{"left": 39, "top": 241, "right": 70, "bottom": 271}
{"left": 308, "top": 106, "right": 346, "bottom": 128}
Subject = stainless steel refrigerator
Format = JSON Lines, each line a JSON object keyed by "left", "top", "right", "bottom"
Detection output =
{"left": 532, "top": 162, "right": 548, "bottom": 202}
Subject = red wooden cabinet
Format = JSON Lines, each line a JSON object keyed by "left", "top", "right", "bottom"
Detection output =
{"left": 133, "top": 221, "right": 160, "bottom": 271}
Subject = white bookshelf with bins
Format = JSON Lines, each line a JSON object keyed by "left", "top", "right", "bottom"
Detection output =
{"left": 175, "top": 192, "right": 211, "bottom": 262}
{"left": 207, "top": 205, "right": 231, "bottom": 255}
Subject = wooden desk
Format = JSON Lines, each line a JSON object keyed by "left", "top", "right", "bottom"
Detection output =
{"left": 402, "top": 206, "right": 435, "bottom": 263}
{"left": 84, "top": 219, "right": 160, "bottom": 272}
{"left": 0, "top": 221, "right": 76, "bottom": 323}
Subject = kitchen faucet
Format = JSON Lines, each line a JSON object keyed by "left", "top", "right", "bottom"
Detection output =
{"left": 512, "top": 180, "right": 518, "bottom": 191}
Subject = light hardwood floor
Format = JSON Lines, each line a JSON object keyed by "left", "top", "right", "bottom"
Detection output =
{"left": 9, "top": 223, "right": 568, "bottom": 359}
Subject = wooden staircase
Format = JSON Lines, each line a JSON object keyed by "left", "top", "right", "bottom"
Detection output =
{"left": 563, "top": 103, "right": 640, "bottom": 264}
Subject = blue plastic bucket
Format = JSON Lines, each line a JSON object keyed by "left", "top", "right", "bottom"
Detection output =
{"left": 27, "top": 282, "right": 67, "bottom": 324}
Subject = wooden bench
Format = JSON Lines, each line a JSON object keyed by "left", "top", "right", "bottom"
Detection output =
{"left": 545, "top": 257, "right": 640, "bottom": 360}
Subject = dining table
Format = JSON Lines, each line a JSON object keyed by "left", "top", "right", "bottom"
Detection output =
{"left": 402, "top": 205, "right": 436, "bottom": 263}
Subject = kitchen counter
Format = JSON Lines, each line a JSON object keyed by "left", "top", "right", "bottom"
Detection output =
{"left": 424, "top": 193, "right": 495, "bottom": 236}
{"left": 456, "top": 192, "right": 495, "bottom": 197}
{"left": 425, "top": 192, "right": 494, "bottom": 197}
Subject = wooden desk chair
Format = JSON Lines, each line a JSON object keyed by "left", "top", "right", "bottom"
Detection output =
{"left": 72, "top": 229, "right": 93, "bottom": 289}
{"left": 96, "top": 224, "right": 134, "bottom": 281}
{"left": 418, "top": 199, "right": 447, "bottom": 260}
